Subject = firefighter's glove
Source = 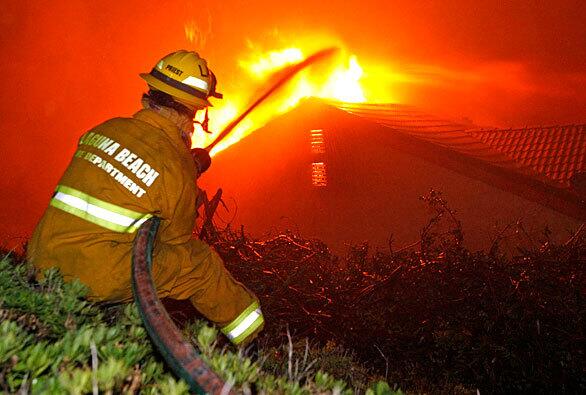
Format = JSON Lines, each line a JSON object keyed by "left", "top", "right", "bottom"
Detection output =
{"left": 191, "top": 148, "right": 212, "bottom": 176}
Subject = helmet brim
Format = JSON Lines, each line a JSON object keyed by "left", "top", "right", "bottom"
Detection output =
{"left": 140, "top": 73, "right": 212, "bottom": 108}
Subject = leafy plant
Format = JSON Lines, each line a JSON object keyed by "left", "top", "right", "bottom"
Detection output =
{"left": 0, "top": 252, "right": 398, "bottom": 394}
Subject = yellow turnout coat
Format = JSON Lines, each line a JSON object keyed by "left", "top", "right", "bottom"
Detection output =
{"left": 27, "top": 109, "right": 263, "bottom": 345}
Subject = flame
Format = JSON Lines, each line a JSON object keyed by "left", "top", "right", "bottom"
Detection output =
{"left": 239, "top": 48, "right": 304, "bottom": 78}
{"left": 319, "top": 56, "right": 365, "bottom": 103}
{"left": 192, "top": 45, "right": 368, "bottom": 156}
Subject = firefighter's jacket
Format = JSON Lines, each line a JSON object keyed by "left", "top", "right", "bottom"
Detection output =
{"left": 27, "top": 109, "right": 263, "bottom": 345}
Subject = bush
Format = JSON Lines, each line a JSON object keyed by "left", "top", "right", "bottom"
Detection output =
{"left": 216, "top": 191, "right": 585, "bottom": 393}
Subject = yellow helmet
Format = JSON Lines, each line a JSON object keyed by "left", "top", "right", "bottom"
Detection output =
{"left": 140, "top": 50, "right": 222, "bottom": 109}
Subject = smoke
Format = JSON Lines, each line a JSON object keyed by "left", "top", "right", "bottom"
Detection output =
{"left": 184, "top": 4, "right": 213, "bottom": 50}
{"left": 0, "top": 0, "right": 584, "bottom": 247}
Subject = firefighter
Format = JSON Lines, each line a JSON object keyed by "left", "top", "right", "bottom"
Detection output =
{"left": 27, "top": 50, "right": 264, "bottom": 346}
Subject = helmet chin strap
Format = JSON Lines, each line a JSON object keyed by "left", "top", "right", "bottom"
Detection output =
{"left": 194, "top": 107, "right": 212, "bottom": 134}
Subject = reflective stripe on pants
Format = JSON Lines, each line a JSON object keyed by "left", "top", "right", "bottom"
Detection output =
{"left": 221, "top": 301, "right": 264, "bottom": 345}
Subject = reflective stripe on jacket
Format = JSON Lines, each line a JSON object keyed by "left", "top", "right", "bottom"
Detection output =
{"left": 50, "top": 185, "right": 152, "bottom": 233}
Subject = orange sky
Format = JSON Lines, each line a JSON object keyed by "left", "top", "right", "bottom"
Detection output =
{"left": 0, "top": 0, "right": 585, "bottom": 247}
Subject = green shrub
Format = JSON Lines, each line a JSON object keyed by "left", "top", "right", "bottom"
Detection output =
{"left": 0, "top": 252, "right": 398, "bottom": 394}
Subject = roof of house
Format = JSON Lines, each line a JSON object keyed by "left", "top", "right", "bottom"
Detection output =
{"left": 470, "top": 125, "right": 586, "bottom": 188}
{"left": 330, "top": 101, "right": 586, "bottom": 190}
{"left": 297, "top": 99, "right": 586, "bottom": 220}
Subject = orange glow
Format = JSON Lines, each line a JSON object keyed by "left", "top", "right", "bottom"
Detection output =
{"left": 191, "top": 43, "right": 371, "bottom": 156}
{"left": 191, "top": 46, "right": 542, "bottom": 157}
{"left": 1, "top": 1, "right": 584, "bottom": 253}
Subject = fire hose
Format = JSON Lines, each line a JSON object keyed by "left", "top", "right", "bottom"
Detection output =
{"left": 131, "top": 217, "right": 234, "bottom": 395}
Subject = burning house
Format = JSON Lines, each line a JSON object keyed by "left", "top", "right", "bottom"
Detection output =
{"left": 201, "top": 98, "right": 585, "bottom": 254}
